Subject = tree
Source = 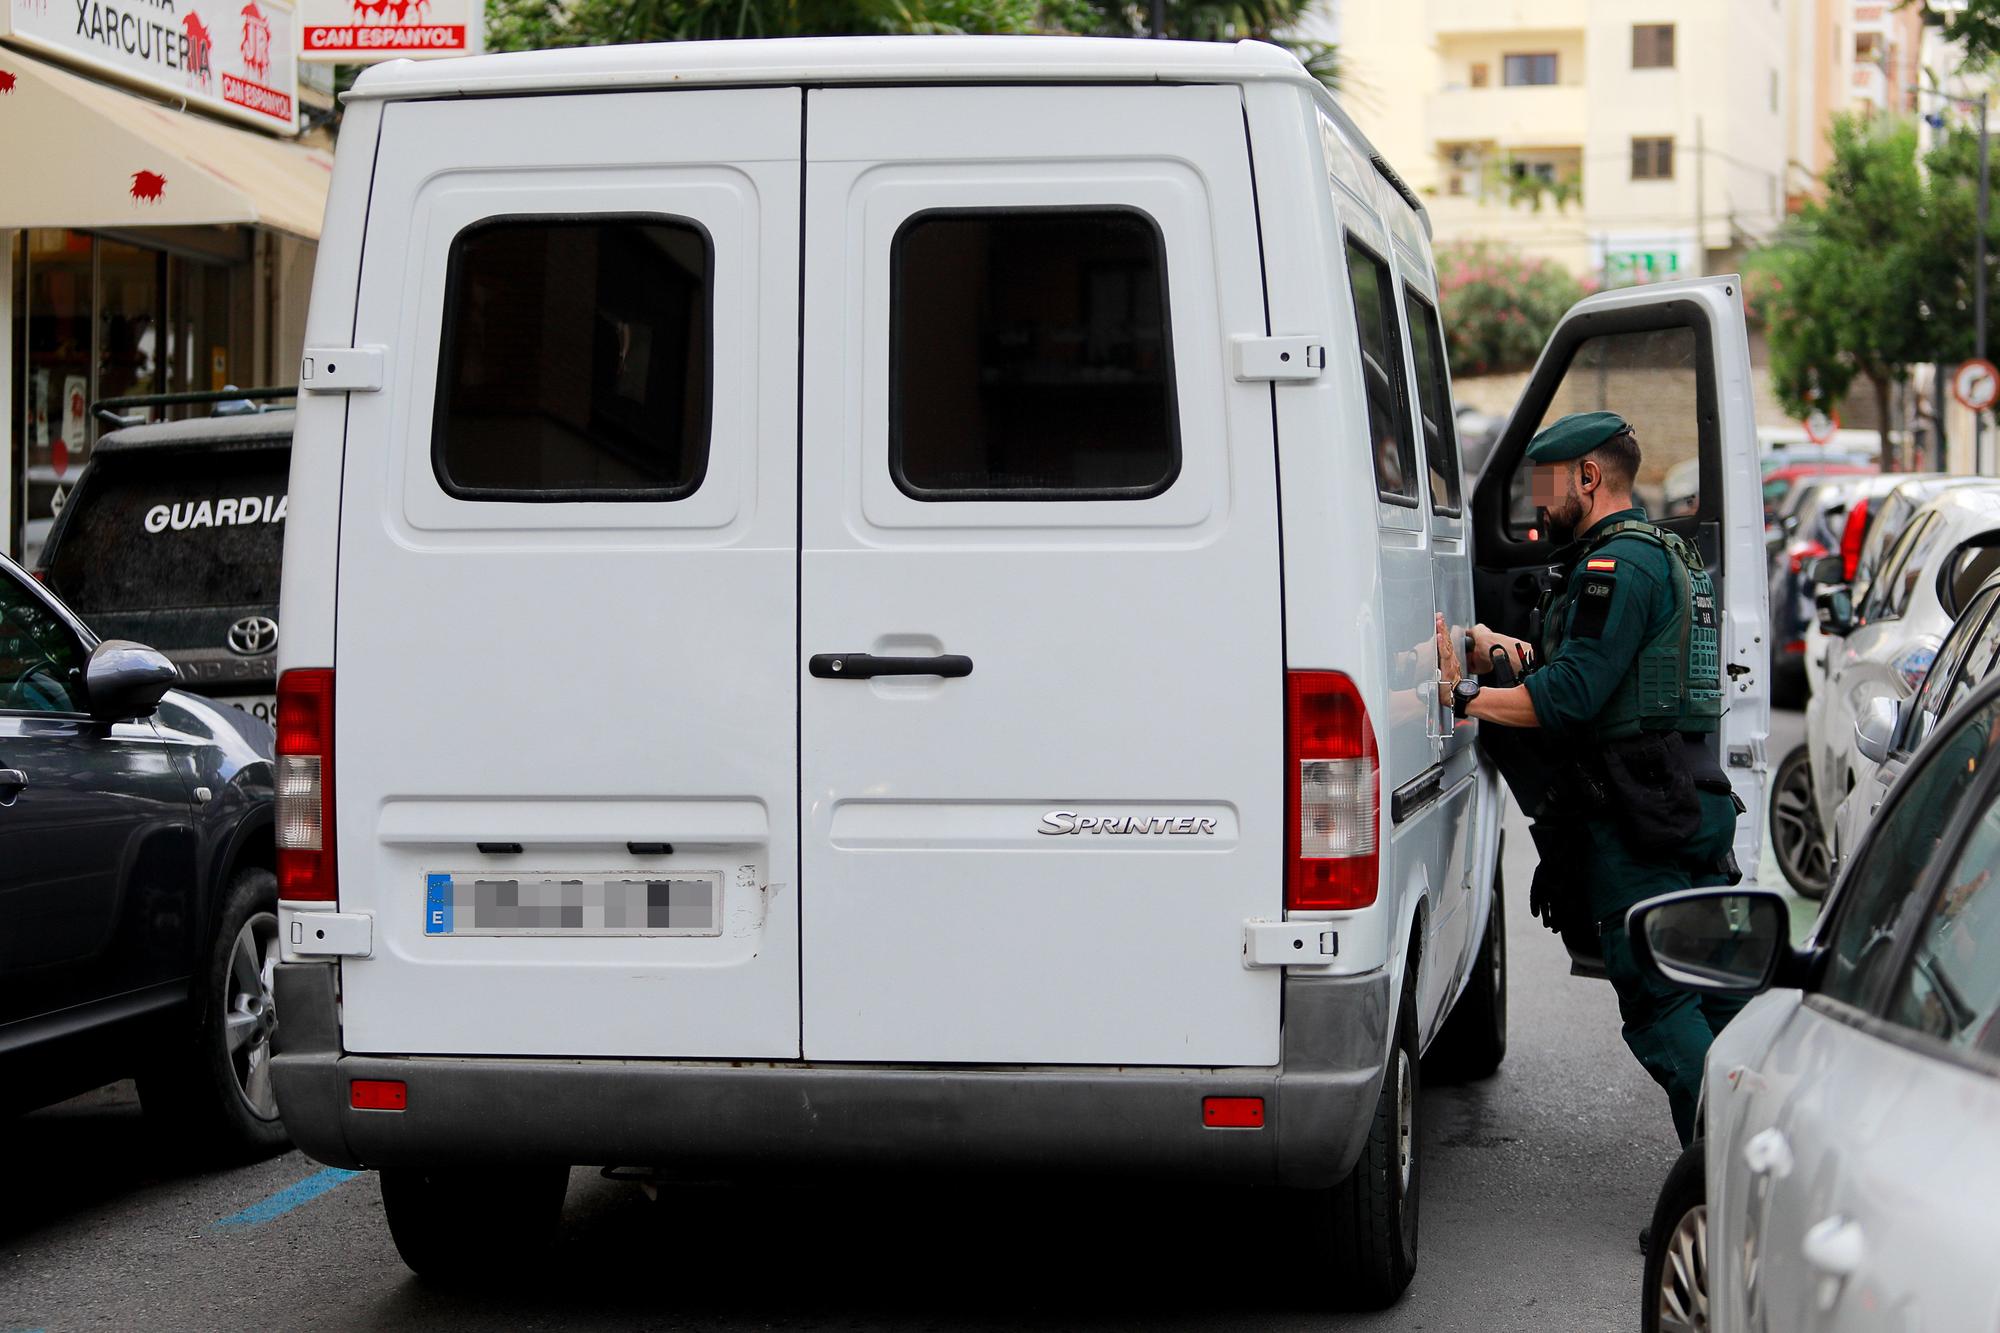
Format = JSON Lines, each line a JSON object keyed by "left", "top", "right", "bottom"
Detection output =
{"left": 1433, "top": 240, "right": 1588, "bottom": 379}
{"left": 1749, "top": 114, "right": 1973, "bottom": 452}
{"left": 487, "top": 0, "right": 1339, "bottom": 81}
{"left": 1906, "top": 0, "right": 2000, "bottom": 70}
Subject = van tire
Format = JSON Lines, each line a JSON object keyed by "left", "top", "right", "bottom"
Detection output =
{"left": 1291, "top": 961, "right": 1422, "bottom": 1309}
{"left": 381, "top": 1166, "right": 570, "bottom": 1280}
{"left": 137, "top": 866, "right": 289, "bottom": 1160}
{"left": 1425, "top": 870, "right": 1507, "bottom": 1082}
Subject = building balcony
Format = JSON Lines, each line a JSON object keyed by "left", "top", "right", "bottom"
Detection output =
{"left": 1427, "top": 85, "right": 1588, "bottom": 148}
{"left": 1430, "top": 0, "right": 1586, "bottom": 37}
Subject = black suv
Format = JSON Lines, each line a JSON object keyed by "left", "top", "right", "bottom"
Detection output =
{"left": 1, "top": 553, "right": 281, "bottom": 1153}
{"left": 38, "top": 408, "right": 292, "bottom": 725}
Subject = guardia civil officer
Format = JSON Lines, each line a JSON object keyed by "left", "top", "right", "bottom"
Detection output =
{"left": 1436, "top": 410, "right": 1743, "bottom": 1148}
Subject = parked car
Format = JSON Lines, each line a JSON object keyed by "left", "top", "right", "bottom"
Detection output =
{"left": 266, "top": 36, "right": 1771, "bottom": 1301}
{"left": 1635, "top": 667, "right": 2000, "bottom": 1333}
{"left": 1761, "top": 461, "right": 1873, "bottom": 534}
{"left": 1802, "top": 485, "right": 2000, "bottom": 884}
{"left": 1799, "top": 473, "right": 1950, "bottom": 700}
{"left": 1832, "top": 566, "right": 2000, "bottom": 873}
{"left": 37, "top": 407, "right": 293, "bottom": 726}
{"left": 1768, "top": 478, "right": 1863, "bottom": 706}
{"left": 0, "top": 551, "right": 281, "bottom": 1154}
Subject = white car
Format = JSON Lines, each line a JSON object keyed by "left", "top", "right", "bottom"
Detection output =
{"left": 1832, "top": 568, "right": 2000, "bottom": 868}
{"left": 1806, "top": 485, "right": 2000, "bottom": 869}
{"left": 264, "top": 36, "right": 1772, "bottom": 1304}
{"left": 1635, "top": 668, "right": 2000, "bottom": 1333}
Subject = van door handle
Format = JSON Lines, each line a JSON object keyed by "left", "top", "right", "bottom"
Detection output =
{"left": 0, "top": 769, "right": 26, "bottom": 797}
{"left": 809, "top": 654, "right": 973, "bottom": 680}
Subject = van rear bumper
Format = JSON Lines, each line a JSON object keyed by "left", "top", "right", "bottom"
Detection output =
{"left": 270, "top": 964, "right": 1391, "bottom": 1189}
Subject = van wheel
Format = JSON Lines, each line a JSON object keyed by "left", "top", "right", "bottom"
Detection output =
{"left": 1425, "top": 868, "right": 1507, "bottom": 1082}
{"left": 1642, "top": 1140, "right": 1707, "bottom": 1333}
{"left": 138, "top": 866, "right": 289, "bottom": 1160}
{"left": 1291, "top": 964, "right": 1421, "bottom": 1309}
{"left": 381, "top": 1166, "right": 570, "bottom": 1280}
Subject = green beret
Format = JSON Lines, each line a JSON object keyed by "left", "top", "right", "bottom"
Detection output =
{"left": 1525, "top": 411, "right": 1630, "bottom": 464}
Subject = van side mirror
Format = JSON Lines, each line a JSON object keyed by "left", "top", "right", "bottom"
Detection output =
{"left": 1855, "top": 696, "right": 1901, "bottom": 764}
{"left": 1627, "top": 889, "right": 1797, "bottom": 997}
{"left": 1808, "top": 554, "right": 1846, "bottom": 587}
{"left": 85, "top": 640, "right": 179, "bottom": 721}
{"left": 1815, "top": 586, "right": 1856, "bottom": 636}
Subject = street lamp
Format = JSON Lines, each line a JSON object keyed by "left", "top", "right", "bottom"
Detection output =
{"left": 1915, "top": 84, "right": 1990, "bottom": 472}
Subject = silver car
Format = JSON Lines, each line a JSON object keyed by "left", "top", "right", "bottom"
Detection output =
{"left": 1806, "top": 485, "right": 2000, "bottom": 869}
{"left": 1635, "top": 671, "right": 2000, "bottom": 1332}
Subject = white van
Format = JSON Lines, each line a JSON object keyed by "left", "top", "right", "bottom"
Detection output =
{"left": 269, "top": 35, "right": 1771, "bottom": 1305}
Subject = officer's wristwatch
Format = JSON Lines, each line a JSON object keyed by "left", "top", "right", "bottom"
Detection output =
{"left": 1451, "top": 679, "right": 1482, "bottom": 719}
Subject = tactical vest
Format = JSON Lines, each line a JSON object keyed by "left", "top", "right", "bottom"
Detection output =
{"left": 1538, "top": 519, "right": 1723, "bottom": 741}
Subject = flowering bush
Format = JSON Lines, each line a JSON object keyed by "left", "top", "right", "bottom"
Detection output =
{"left": 1435, "top": 241, "right": 1590, "bottom": 378}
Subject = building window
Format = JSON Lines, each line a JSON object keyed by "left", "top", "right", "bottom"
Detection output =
{"left": 1631, "top": 136, "right": 1675, "bottom": 181}
{"left": 1469, "top": 62, "right": 1489, "bottom": 88}
{"left": 890, "top": 208, "right": 1179, "bottom": 501}
{"left": 1632, "top": 24, "right": 1675, "bottom": 69}
{"left": 433, "top": 216, "right": 713, "bottom": 502}
{"left": 1502, "top": 53, "right": 1558, "bottom": 86}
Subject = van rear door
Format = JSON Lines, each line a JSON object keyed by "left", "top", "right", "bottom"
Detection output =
{"left": 796, "top": 84, "right": 1283, "bottom": 1065}
{"left": 1469, "top": 277, "right": 1770, "bottom": 883}
{"left": 332, "top": 89, "right": 803, "bottom": 1057}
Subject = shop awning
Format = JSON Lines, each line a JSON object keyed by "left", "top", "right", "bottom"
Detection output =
{"left": 0, "top": 47, "right": 333, "bottom": 239}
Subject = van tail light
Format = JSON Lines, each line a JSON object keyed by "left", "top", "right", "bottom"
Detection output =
{"left": 1286, "top": 671, "right": 1379, "bottom": 911}
{"left": 1840, "top": 496, "right": 1870, "bottom": 581}
{"left": 276, "top": 668, "right": 336, "bottom": 902}
{"left": 1787, "top": 539, "right": 1828, "bottom": 575}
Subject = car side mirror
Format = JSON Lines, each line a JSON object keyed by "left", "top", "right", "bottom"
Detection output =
{"left": 85, "top": 640, "right": 178, "bottom": 721}
{"left": 1855, "top": 696, "right": 1900, "bottom": 765}
{"left": 1815, "top": 586, "right": 1856, "bottom": 636}
{"left": 1808, "top": 554, "right": 1846, "bottom": 587}
{"left": 1627, "top": 888, "right": 1796, "bottom": 997}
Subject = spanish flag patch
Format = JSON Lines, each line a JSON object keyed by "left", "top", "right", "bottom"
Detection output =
{"left": 1585, "top": 557, "right": 1618, "bottom": 571}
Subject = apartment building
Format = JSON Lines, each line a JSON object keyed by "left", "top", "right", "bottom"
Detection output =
{"left": 1336, "top": 0, "right": 1793, "bottom": 282}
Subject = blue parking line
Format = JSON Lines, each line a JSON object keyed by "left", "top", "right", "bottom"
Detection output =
{"left": 214, "top": 1167, "right": 361, "bottom": 1228}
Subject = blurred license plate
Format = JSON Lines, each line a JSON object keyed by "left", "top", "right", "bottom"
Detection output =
{"left": 424, "top": 873, "right": 722, "bottom": 937}
{"left": 222, "top": 694, "right": 277, "bottom": 724}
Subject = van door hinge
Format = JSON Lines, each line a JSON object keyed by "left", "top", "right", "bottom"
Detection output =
{"left": 281, "top": 907, "right": 373, "bottom": 960}
{"left": 1232, "top": 336, "right": 1326, "bottom": 382}
{"left": 299, "top": 346, "right": 385, "bottom": 393}
{"left": 1244, "top": 919, "right": 1338, "bottom": 967}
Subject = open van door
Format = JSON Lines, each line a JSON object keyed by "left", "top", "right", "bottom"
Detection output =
{"left": 1469, "top": 277, "right": 1770, "bottom": 965}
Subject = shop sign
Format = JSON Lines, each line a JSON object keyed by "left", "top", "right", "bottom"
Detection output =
{"left": 0, "top": 0, "right": 299, "bottom": 133}
{"left": 1604, "top": 249, "right": 1682, "bottom": 286}
{"left": 300, "top": 0, "right": 480, "bottom": 62}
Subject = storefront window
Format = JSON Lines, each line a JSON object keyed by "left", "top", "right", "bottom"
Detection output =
{"left": 14, "top": 229, "right": 248, "bottom": 563}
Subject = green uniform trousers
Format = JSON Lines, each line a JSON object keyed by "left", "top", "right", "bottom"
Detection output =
{"left": 1584, "top": 787, "right": 1746, "bottom": 1147}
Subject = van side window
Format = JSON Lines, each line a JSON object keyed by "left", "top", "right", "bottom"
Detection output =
{"left": 432, "top": 216, "right": 712, "bottom": 501}
{"left": 1401, "top": 286, "right": 1461, "bottom": 515}
{"left": 1344, "top": 239, "right": 1419, "bottom": 507}
{"left": 890, "top": 208, "right": 1178, "bottom": 500}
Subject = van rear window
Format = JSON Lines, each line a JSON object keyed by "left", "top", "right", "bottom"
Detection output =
{"left": 44, "top": 450, "right": 289, "bottom": 614}
{"left": 890, "top": 208, "right": 1179, "bottom": 500}
{"left": 432, "top": 216, "right": 712, "bottom": 502}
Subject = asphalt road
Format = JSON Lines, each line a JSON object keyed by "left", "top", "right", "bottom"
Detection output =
{"left": 2, "top": 711, "right": 1813, "bottom": 1333}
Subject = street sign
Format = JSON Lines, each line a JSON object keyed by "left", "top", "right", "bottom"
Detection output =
{"left": 1803, "top": 410, "right": 1840, "bottom": 445}
{"left": 1953, "top": 358, "right": 2000, "bottom": 413}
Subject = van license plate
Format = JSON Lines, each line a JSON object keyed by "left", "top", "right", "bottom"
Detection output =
{"left": 423, "top": 873, "right": 722, "bottom": 937}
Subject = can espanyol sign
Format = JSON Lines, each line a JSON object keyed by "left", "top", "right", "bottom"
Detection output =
{"left": 300, "top": 0, "right": 480, "bottom": 63}
{"left": 0, "top": 0, "right": 298, "bottom": 131}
